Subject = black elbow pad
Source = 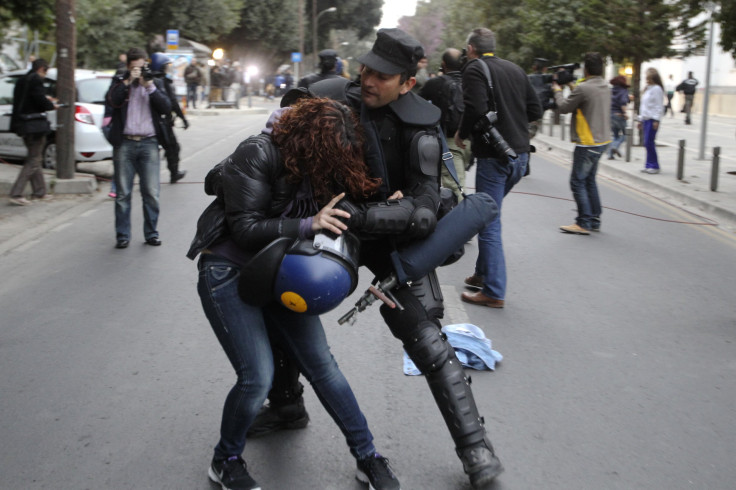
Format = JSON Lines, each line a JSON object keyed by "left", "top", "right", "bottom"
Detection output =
{"left": 408, "top": 206, "right": 436, "bottom": 238}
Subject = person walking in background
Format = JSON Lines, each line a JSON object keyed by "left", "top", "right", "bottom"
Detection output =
{"left": 8, "top": 58, "right": 58, "bottom": 206}
{"left": 608, "top": 75, "right": 630, "bottom": 160}
{"left": 455, "top": 28, "right": 542, "bottom": 306}
{"left": 639, "top": 67, "right": 664, "bottom": 174}
{"left": 187, "top": 98, "right": 399, "bottom": 490}
{"left": 107, "top": 47, "right": 171, "bottom": 249}
{"left": 151, "top": 53, "right": 188, "bottom": 184}
{"left": 208, "top": 65, "right": 224, "bottom": 106}
{"left": 298, "top": 49, "right": 341, "bottom": 89}
{"left": 184, "top": 59, "right": 203, "bottom": 109}
{"left": 676, "top": 71, "right": 698, "bottom": 125}
{"left": 553, "top": 52, "right": 611, "bottom": 235}
{"left": 419, "top": 47, "right": 469, "bottom": 201}
{"left": 664, "top": 74, "right": 676, "bottom": 117}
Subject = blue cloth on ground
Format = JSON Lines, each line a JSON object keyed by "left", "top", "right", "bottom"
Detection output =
{"left": 403, "top": 323, "right": 503, "bottom": 376}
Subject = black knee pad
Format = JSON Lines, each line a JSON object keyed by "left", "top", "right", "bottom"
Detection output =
{"left": 379, "top": 287, "right": 428, "bottom": 340}
{"left": 403, "top": 322, "right": 454, "bottom": 373}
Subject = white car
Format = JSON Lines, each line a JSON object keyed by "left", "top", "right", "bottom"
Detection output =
{"left": 0, "top": 68, "right": 113, "bottom": 168}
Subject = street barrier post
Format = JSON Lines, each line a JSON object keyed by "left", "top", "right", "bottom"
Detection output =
{"left": 710, "top": 147, "right": 720, "bottom": 192}
{"left": 625, "top": 127, "right": 632, "bottom": 162}
{"left": 677, "top": 139, "right": 685, "bottom": 181}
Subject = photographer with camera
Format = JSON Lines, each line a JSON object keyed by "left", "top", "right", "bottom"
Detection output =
{"left": 107, "top": 47, "right": 172, "bottom": 249}
{"left": 455, "top": 27, "right": 542, "bottom": 309}
{"left": 552, "top": 52, "right": 611, "bottom": 235}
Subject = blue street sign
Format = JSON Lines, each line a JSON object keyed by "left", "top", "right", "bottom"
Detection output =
{"left": 291, "top": 52, "right": 302, "bottom": 63}
{"left": 166, "top": 29, "right": 179, "bottom": 50}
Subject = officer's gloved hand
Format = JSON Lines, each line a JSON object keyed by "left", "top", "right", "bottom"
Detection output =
{"left": 182, "top": 119, "right": 189, "bottom": 130}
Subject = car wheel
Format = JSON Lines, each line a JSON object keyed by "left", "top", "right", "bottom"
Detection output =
{"left": 42, "top": 138, "right": 57, "bottom": 169}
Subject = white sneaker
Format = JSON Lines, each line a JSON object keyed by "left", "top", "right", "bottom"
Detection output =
{"left": 9, "top": 196, "right": 32, "bottom": 206}
{"left": 641, "top": 168, "right": 660, "bottom": 174}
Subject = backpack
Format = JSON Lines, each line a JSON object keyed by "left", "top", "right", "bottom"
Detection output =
{"left": 440, "top": 74, "right": 464, "bottom": 136}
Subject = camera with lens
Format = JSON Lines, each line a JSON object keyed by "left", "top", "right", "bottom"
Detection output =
{"left": 141, "top": 64, "right": 154, "bottom": 82}
{"left": 474, "top": 111, "right": 517, "bottom": 160}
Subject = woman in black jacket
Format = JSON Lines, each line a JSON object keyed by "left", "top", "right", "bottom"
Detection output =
{"left": 191, "top": 98, "right": 400, "bottom": 490}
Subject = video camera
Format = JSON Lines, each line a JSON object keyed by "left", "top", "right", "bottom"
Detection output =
{"left": 529, "top": 61, "right": 581, "bottom": 111}
{"left": 547, "top": 62, "right": 580, "bottom": 86}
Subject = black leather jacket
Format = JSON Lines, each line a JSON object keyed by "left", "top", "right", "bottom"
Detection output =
{"left": 187, "top": 133, "right": 303, "bottom": 259}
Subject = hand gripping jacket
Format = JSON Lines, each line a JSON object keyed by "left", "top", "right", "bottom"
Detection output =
{"left": 283, "top": 77, "right": 443, "bottom": 241}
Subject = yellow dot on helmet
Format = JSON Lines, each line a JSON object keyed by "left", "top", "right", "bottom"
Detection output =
{"left": 281, "top": 291, "right": 308, "bottom": 313}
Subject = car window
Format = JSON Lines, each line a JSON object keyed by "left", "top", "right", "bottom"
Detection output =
{"left": 77, "top": 78, "right": 112, "bottom": 104}
{"left": 0, "top": 76, "right": 18, "bottom": 105}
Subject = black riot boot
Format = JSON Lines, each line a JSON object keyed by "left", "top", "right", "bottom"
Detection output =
{"left": 246, "top": 347, "right": 309, "bottom": 438}
{"left": 422, "top": 339, "right": 504, "bottom": 488}
{"left": 380, "top": 287, "right": 503, "bottom": 489}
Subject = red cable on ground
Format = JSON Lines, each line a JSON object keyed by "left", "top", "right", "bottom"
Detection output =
{"left": 463, "top": 183, "right": 719, "bottom": 227}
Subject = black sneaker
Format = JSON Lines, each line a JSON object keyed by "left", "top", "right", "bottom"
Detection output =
{"left": 246, "top": 400, "right": 309, "bottom": 438}
{"left": 208, "top": 456, "right": 261, "bottom": 490}
{"left": 458, "top": 440, "right": 504, "bottom": 489}
{"left": 356, "top": 453, "right": 400, "bottom": 490}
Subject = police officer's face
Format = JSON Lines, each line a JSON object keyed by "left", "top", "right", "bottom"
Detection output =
{"left": 360, "top": 66, "right": 415, "bottom": 109}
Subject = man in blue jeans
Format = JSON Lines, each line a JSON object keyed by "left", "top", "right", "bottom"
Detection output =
{"left": 552, "top": 52, "right": 611, "bottom": 235}
{"left": 107, "top": 47, "right": 171, "bottom": 249}
{"left": 455, "top": 27, "right": 542, "bottom": 308}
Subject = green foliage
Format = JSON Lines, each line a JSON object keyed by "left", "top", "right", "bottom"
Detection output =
{"left": 76, "top": 0, "right": 145, "bottom": 69}
{"left": 717, "top": 0, "right": 736, "bottom": 56}
{"left": 0, "top": 0, "right": 55, "bottom": 37}
{"left": 138, "top": 0, "right": 245, "bottom": 43}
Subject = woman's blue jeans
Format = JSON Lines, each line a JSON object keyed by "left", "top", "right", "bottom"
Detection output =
{"left": 609, "top": 114, "right": 626, "bottom": 157}
{"left": 643, "top": 119, "right": 659, "bottom": 169}
{"left": 197, "top": 254, "right": 375, "bottom": 461}
{"left": 474, "top": 153, "right": 528, "bottom": 300}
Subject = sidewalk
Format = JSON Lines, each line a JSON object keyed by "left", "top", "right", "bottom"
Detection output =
{"left": 532, "top": 111, "right": 736, "bottom": 230}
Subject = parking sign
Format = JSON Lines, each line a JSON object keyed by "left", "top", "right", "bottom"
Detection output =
{"left": 166, "top": 30, "right": 179, "bottom": 50}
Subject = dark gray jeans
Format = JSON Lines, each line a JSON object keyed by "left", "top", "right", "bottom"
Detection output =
{"left": 11, "top": 133, "right": 47, "bottom": 198}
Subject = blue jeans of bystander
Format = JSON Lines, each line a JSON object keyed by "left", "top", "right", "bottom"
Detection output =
{"left": 197, "top": 254, "right": 376, "bottom": 461}
{"left": 570, "top": 144, "right": 608, "bottom": 230}
{"left": 642, "top": 119, "right": 659, "bottom": 169}
{"left": 473, "top": 153, "right": 528, "bottom": 300}
{"left": 114, "top": 137, "right": 160, "bottom": 241}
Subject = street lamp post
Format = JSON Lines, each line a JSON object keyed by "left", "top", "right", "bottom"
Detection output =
{"left": 698, "top": 3, "right": 717, "bottom": 160}
{"left": 312, "top": 6, "right": 337, "bottom": 69}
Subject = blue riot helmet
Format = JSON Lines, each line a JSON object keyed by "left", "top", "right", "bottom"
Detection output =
{"left": 150, "top": 52, "right": 173, "bottom": 75}
{"left": 274, "top": 231, "right": 360, "bottom": 315}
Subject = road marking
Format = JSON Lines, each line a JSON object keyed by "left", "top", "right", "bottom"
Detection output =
{"left": 441, "top": 284, "right": 468, "bottom": 325}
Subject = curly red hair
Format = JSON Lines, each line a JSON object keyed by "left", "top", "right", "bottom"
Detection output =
{"left": 271, "top": 97, "right": 381, "bottom": 205}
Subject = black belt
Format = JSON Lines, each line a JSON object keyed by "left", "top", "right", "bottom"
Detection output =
{"left": 124, "top": 135, "right": 154, "bottom": 141}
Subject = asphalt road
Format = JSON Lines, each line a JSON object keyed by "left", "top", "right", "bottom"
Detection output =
{"left": 1, "top": 107, "right": 735, "bottom": 490}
